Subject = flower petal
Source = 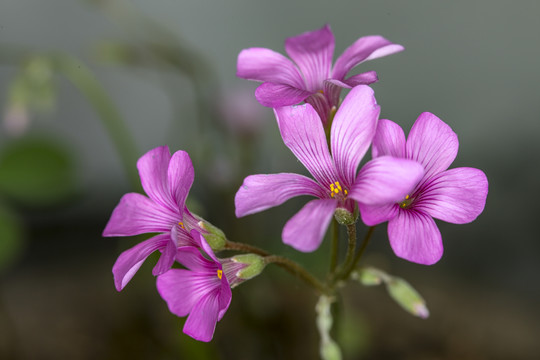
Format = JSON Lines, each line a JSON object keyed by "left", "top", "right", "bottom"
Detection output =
{"left": 235, "top": 173, "right": 324, "bottom": 217}
{"left": 415, "top": 167, "right": 488, "bottom": 224}
{"left": 168, "top": 150, "right": 194, "bottom": 209}
{"left": 284, "top": 24, "right": 334, "bottom": 91}
{"left": 274, "top": 105, "right": 337, "bottom": 186}
{"left": 103, "top": 193, "right": 178, "bottom": 236}
{"left": 255, "top": 82, "right": 312, "bottom": 107}
{"left": 372, "top": 119, "right": 406, "bottom": 158}
{"left": 388, "top": 210, "right": 443, "bottom": 265}
{"left": 331, "top": 85, "right": 380, "bottom": 186}
{"left": 113, "top": 233, "right": 170, "bottom": 291}
{"left": 342, "top": 71, "right": 379, "bottom": 86}
{"left": 183, "top": 290, "right": 221, "bottom": 342}
{"left": 175, "top": 246, "right": 217, "bottom": 273}
{"left": 332, "top": 35, "right": 404, "bottom": 80}
{"left": 137, "top": 146, "right": 176, "bottom": 212}
{"left": 359, "top": 202, "right": 399, "bottom": 226}
{"left": 152, "top": 239, "right": 177, "bottom": 276}
{"left": 282, "top": 198, "right": 337, "bottom": 252}
{"left": 350, "top": 156, "right": 424, "bottom": 205}
{"left": 236, "top": 48, "right": 305, "bottom": 88}
{"left": 406, "top": 112, "right": 459, "bottom": 179}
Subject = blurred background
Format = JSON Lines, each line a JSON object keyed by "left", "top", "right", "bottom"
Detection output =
{"left": 1, "top": 0, "right": 539, "bottom": 359}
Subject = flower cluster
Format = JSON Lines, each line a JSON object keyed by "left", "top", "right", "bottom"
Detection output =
{"left": 103, "top": 24, "right": 488, "bottom": 344}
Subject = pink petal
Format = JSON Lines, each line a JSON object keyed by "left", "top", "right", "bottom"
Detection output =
{"left": 168, "top": 150, "right": 194, "bottom": 209}
{"left": 282, "top": 198, "right": 337, "bottom": 252}
{"left": 255, "top": 82, "right": 312, "bottom": 107}
{"left": 406, "top": 112, "right": 459, "bottom": 180}
{"left": 102, "top": 193, "right": 178, "bottom": 236}
{"left": 372, "top": 119, "right": 406, "bottom": 158}
{"left": 137, "top": 146, "right": 176, "bottom": 212}
{"left": 332, "top": 35, "right": 404, "bottom": 80}
{"left": 415, "top": 167, "right": 488, "bottom": 224}
{"left": 284, "top": 24, "right": 334, "bottom": 91}
{"left": 235, "top": 173, "right": 324, "bottom": 217}
{"left": 152, "top": 239, "right": 177, "bottom": 276}
{"left": 113, "top": 234, "right": 170, "bottom": 291}
{"left": 331, "top": 85, "right": 380, "bottom": 186}
{"left": 274, "top": 105, "right": 337, "bottom": 186}
{"left": 305, "top": 91, "right": 333, "bottom": 126}
{"left": 388, "top": 210, "right": 443, "bottom": 265}
{"left": 175, "top": 246, "right": 216, "bottom": 273}
{"left": 183, "top": 290, "right": 221, "bottom": 342}
{"left": 350, "top": 156, "right": 424, "bottom": 205}
{"left": 236, "top": 47, "right": 305, "bottom": 88}
{"left": 359, "top": 202, "right": 399, "bottom": 226}
{"left": 342, "top": 71, "right": 379, "bottom": 86}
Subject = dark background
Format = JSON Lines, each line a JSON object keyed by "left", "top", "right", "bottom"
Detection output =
{"left": 1, "top": 1, "right": 539, "bottom": 359}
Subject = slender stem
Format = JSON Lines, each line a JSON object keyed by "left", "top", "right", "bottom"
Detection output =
{"left": 224, "top": 240, "right": 270, "bottom": 257}
{"left": 340, "top": 223, "right": 357, "bottom": 275}
{"left": 329, "top": 219, "right": 339, "bottom": 273}
{"left": 343, "top": 226, "right": 376, "bottom": 279}
{"left": 265, "top": 255, "right": 330, "bottom": 295}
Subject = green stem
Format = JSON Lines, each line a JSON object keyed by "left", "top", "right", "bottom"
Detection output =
{"left": 224, "top": 240, "right": 270, "bottom": 257}
{"left": 329, "top": 219, "right": 339, "bottom": 273}
{"left": 343, "top": 226, "right": 376, "bottom": 279}
{"left": 264, "top": 255, "right": 330, "bottom": 295}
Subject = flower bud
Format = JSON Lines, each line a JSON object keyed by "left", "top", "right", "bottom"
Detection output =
{"left": 334, "top": 207, "right": 356, "bottom": 226}
{"left": 197, "top": 219, "right": 226, "bottom": 251}
{"left": 221, "top": 254, "right": 265, "bottom": 288}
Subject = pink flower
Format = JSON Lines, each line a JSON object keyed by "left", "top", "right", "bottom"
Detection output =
{"left": 236, "top": 24, "right": 403, "bottom": 124}
{"left": 103, "top": 146, "right": 202, "bottom": 291}
{"left": 235, "top": 86, "right": 423, "bottom": 252}
{"left": 360, "top": 113, "right": 489, "bottom": 265}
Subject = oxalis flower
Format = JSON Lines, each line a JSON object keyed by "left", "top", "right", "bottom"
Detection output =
{"left": 359, "top": 113, "right": 489, "bottom": 265}
{"left": 103, "top": 146, "right": 202, "bottom": 291}
{"left": 237, "top": 24, "right": 403, "bottom": 125}
{"left": 235, "top": 86, "right": 424, "bottom": 252}
{"left": 157, "top": 230, "right": 232, "bottom": 342}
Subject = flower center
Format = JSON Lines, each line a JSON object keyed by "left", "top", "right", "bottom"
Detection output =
{"left": 399, "top": 194, "right": 413, "bottom": 209}
{"left": 329, "top": 181, "right": 348, "bottom": 201}
{"left": 217, "top": 269, "right": 223, "bottom": 280}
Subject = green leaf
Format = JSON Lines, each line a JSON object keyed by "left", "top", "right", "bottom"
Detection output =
{"left": 0, "top": 137, "right": 77, "bottom": 206}
{"left": 0, "top": 203, "right": 24, "bottom": 271}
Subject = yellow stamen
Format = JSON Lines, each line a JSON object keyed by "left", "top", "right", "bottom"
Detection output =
{"left": 217, "top": 269, "right": 223, "bottom": 280}
{"left": 344, "top": 189, "right": 348, "bottom": 195}
{"left": 405, "top": 195, "right": 410, "bottom": 200}
{"left": 178, "top": 222, "right": 184, "bottom": 229}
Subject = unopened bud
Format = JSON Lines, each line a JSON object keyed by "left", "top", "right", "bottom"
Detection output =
{"left": 232, "top": 254, "right": 265, "bottom": 280}
{"left": 334, "top": 207, "right": 356, "bottom": 226}
{"left": 197, "top": 219, "right": 226, "bottom": 251}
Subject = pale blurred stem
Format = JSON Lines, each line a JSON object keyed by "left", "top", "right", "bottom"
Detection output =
{"left": 50, "top": 54, "right": 141, "bottom": 190}
{"left": 226, "top": 240, "right": 330, "bottom": 295}
{"left": 329, "top": 219, "right": 339, "bottom": 273}
{"left": 342, "top": 226, "right": 376, "bottom": 280}
{"left": 264, "top": 255, "right": 330, "bottom": 295}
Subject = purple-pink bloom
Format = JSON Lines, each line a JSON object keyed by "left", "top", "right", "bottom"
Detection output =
{"left": 236, "top": 24, "right": 403, "bottom": 124}
{"left": 359, "top": 113, "right": 489, "bottom": 265}
{"left": 235, "top": 86, "right": 423, "bottom": 252}
{"left": 157, "top": 230, "right": 232, "bottom": 342}
{"left": 103, "top": 146, "right": 202, "bottom": 291}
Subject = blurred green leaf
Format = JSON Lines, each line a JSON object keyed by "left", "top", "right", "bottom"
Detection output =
{"left": 0, "top": 202, "right": 24, "bottom": 271}
{"left": 0, "top": 137, "right": 77, "bottom": 206}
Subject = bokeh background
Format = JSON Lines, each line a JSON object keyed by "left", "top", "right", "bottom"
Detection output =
{"left": 1, "top": 0, "right": 539, "bottom": 359}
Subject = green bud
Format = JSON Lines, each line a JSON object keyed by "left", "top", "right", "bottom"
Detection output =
{"left": 352, "top": 268, "right": 383, "bottom": 286}
{"left": 231, "top": 254, "right": 265, "bottom": 280}
{"left": 386, "top": 277, "right": 429, "bottom": 319}
{"left": 334, "top": 207, "right": 356, "bottom": 226}
{"left": 197, "top": 219, "right": 226, "bottom": 251}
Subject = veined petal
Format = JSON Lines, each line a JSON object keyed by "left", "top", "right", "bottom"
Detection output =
{"left": 113, "top": 233, "right": 170, "bottom": 291}
{"left": 275, "top": 105, "right": 337, "bottom": 186}
{"left": 236, "top": 48, "right": 305, "bottom": 88}
{"left": 168, "top": 150, "right": 194, "bottom": 209}
{"left": 284, "top": 24, "right": 334, "bottom": 91}
{"left": 255, "top": 82, "right": 312, "bottom": 107}
{"left": 137, "top": 146, "right": 176, "bottom": 212}
{"left": 103, "top": 193, "right": 178, "bottom": 236}
{"left": 372, "top": 119, "right": 406, "bottom": 158}
{"left": 152, "top": 239, "right": 177, "bottom": 276}
{"left": 406, "top": 112, "right": 459, "bottom": 180}
{"left": 157, "top": 269, "right": 221, "bottom": 318}
{"left": 350, "top": 156, "right": 424, "bottom": 205}
{"left": 331, "top": 86, "right": 380, "bottom": 186}
{"left": 175, "top": 246, "right": 217, "bottom": 273}
{"left": 388, "top": 210, "right": 443, "bottom": 265}
{"left": 332, "top": 35, "right": 404, "bottom": 80}
{"left": 415, "top": 167, "right": 488, "bottom": 224}
{"left": 235, "top": 173, "right": 324, "bottom": 217}
{"left": 282, "top": 198, "right": 337, "bottom": 252}
{"left": 342, "top": 71, "right": 379, "bottom": 86}
{"left": 359, "top": 202, "right": 399, "bottom": 226}
{"left": 183, "top": 290, "right": 221, "bottom": 342}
